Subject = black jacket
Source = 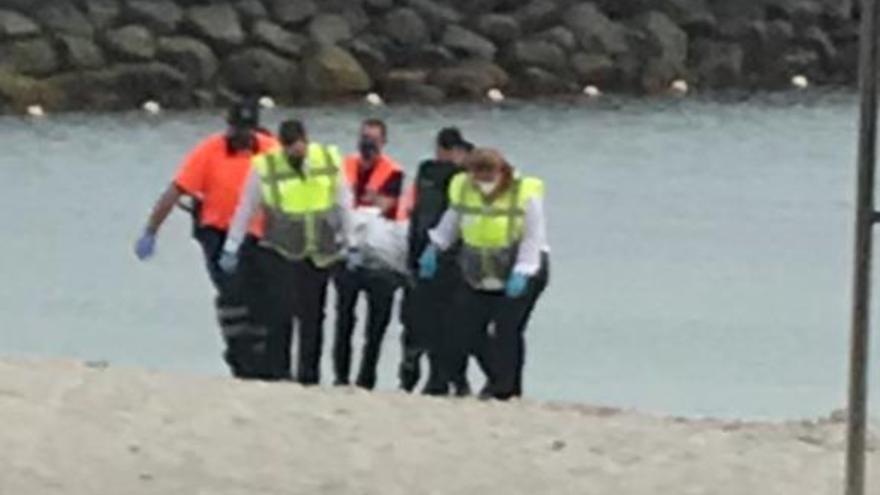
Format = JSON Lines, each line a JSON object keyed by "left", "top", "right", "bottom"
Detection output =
{"left": 407, "top": 159, "right": 462, "bottom": 270}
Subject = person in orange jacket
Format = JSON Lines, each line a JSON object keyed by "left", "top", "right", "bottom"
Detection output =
{"left": 333, "top": 118, "right": 405, "bottom": 389}
{"left": 134, "top": 101, "right": 279, "bottom": 379}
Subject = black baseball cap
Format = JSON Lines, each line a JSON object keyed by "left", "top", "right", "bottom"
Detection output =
{"left": 437, "top": 127, "right": 473, "bottom": 151}
{"left": 227, "top": 100, "right": 260, "bottom": 128}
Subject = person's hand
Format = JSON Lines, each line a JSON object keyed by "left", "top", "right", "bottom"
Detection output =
{"left": 346, "top": 248, "right": 363, "bottom": 272}
{"left": 134, "top": 232, "right": 156, "bottom": 261}
{"left": 418, "top": 245, "right": 439, "bottom": 280}
{"left": 218, "top": 250, "right": 239, "bottom": 274}
{"left": 505, "top": 272, "right": 529, "bottom": 299}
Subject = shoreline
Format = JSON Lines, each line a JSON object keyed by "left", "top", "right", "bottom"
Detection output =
{"left": 1, "top": 357, "right": 877, "bottom": 494}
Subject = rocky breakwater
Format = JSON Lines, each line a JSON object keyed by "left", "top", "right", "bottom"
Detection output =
{"left": 0, "top": 0, "right": 861, "bottom": 113}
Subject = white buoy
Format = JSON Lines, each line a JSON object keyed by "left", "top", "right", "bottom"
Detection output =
{"left": 583, "top": 85, "right": 602, "bottom": 98}
{"left": 26, "top": 105, "right": 45, "bottom": 118}
{"left": 365, "top": 92, "right": 384, "bottom": 107}
{"left": 258, "top": 96, "right": 276, "bottom": 109}
{"left": 487, "top": 88, "right": 505, "bottom": 103}
{"left": 142, "top": 100, "right": 161, "bottom": 115}
{"left": 792, "top": 74, "right": 809, "bottom": 89}
{"left": 670, "top": 79, "right": 689, "bottom": 95}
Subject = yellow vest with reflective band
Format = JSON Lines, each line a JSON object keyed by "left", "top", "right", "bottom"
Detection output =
{"left": 254, "top": 142, "right": 344, "bottom": 267}
{"left": 448, "top": 173, "right": 544, "bottom": 290}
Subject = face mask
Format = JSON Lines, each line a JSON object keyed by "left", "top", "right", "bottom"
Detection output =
{"left": 359, "top": 137, "right": 379, "bottom": 162}
{"left": 476, "top": 179, "right": 499, "bottom": 195}
{"left": 227, "top": 128, "right": 253, "bottom": 152}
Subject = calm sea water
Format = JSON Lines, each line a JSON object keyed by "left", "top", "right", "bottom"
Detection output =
{"left": 1, "top": 92, "right": 876, "bottom": 419}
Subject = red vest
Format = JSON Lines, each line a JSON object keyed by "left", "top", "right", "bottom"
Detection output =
{"left": 343, "top": 154, "right": 403, "bottom": 218}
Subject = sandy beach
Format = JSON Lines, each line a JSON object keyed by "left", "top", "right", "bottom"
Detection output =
{"left": 0, "top": 357, "right": 876, "bottom": 495}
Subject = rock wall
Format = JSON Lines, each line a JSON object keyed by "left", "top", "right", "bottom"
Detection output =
{"left": 0, "top": 0, "right": 859, "bottom": 112}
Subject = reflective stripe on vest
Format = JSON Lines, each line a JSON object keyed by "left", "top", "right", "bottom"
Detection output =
{"left": 254, "top": 144, "right": 343, "bottom": 266}
{"left": 449, "top": 174, "right": 544, "bottom": 290}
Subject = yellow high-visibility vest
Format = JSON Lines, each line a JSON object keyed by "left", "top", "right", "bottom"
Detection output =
{"left": 448, "top": 173, "right": 544, "bottom": 290}
{"left": 254, "top": 142, "right": 344, "bottom": 267}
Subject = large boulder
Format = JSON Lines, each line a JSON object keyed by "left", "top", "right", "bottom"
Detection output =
{"left": 800, "top": 25, "right": 837, "bottom": 67}
{"left": 476, "top": 14, "right": 521, "bottom": 44}
{"left": 633, "top": 11, "right": 688, "bottom": 68}
{"left": 79, "top": 0, "right": 120, "bottom": 29}
{"left": 269, "top": 0, "right": 317, "bottom": 27}
{"left": 0, "top": 38, "right": 59, "bottom": 76}
{"left": 763, "top": 0, "right": 824, "bottom": 27}
{"left": 223, "top": 47, "right": 300, "bottom": 97}
{"left": 157, "top": 35, "right": 218, "bottom": 84}
{"left": 124, "top": 0, "right": 183, "bottom": 34}
{"left": 304, "top": 45, "right": 372, "bottom": 94}
{"left": 570, "top": 52, "right": 616, "bottom": 84}
{"left": 55, "top": 35, "right": 105, "bottom": 70}
{"left": 47, "top": 62, "right": 189, "bottom": 109}
{"left": 251, "top": 20, "right": 307, "bottom": 57}
{"left": 535, "top": 26, "right": 577, "bottom": 52}
{"left": 346, "top": 38, "right": 389, "bottom": 80}
{"left": 442, "top": 25, "right": 496, "bottom": 60}
{"left": 659, "top": 0, "right": 716, "bottom": 36}
{"left": 235, "top": 0, "right": 268, "bottom": 23}
{"left": 383, "top": 8, "right": 429, "bottom": 46}
{"left": 690, "top": 39, "right": 743, "bottom": 87}
{"left": 186, "top": 4, "right": 246, "bottom": 50}
{"left": 104, "top": 25, "right": 156, "bottom": 61}
{"left": 428, "top": 60, "right": 509, "bottom": 97}
{"left": 0, "top": 71, "right": 65, "bottom": 111}
{"left": 508, "top": 40, "right": 567, "bottom": 73}
{"left": 308, "top": 13, "right": 352, "bottom": 46}
{"left": 564, "top": 3, "right": 629, "bottom": 56}
{"left": 34, "top": 1, "right": 94, "bottom": 37}
{"left": 519, "top": 66, "right": 574, "bottom": 94}
{"left": 514, "top": 0, "right": 561, "bottom": 33}
{"left": 0, "top": 10, "right": 40, "bottom": 39}
{"left": 364, "top": 0, "right": 395, "bottom": 12}
{"left": 405, "top": 0, "right": 463, "bottom": 37}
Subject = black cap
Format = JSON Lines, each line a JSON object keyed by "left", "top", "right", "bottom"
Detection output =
{"left": 227, "top": 100, "right": 259, "bottom": 129}
{"left": 279, "top": 120, "right": 307, "bottom": 145}
{"left": 437, "top": 127, "right": 472, "bottom": 151}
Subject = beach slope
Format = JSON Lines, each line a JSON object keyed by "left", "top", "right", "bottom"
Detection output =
{"left": 0, "top": 358, "right": 876, "bottom": 495}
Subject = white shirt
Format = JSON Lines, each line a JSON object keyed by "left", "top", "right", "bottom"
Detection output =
{"left": 428, "top": 195, "right": 550, "bottom": 276}
{"left": 223, "top": 155, "right": 355, "bottom": 255}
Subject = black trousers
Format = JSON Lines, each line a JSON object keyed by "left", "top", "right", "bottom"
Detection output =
{"left": 248, "top": 247, "right": 334, "bottom": 384}
{"left": 449, "top": 254, "right": 550, "bottom": 400}
{"left": 399, "top": 258, "right": 473, "bottom": 395}
{"left": 194, "top": 227, "right": 273, "bottom": 380}
{"left": 333, "top": 267, "right": 399, "bottom": 389}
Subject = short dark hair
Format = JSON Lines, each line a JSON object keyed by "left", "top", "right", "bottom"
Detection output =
{"left": 362, "top": 118, "right": 388, "bottom": 140}
{"left": 279, "top": 120, "right": 307, "bottom": 146}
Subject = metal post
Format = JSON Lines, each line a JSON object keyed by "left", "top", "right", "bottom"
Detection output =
{"left": 846, "top": 0, "right": 879, "bottom": 493}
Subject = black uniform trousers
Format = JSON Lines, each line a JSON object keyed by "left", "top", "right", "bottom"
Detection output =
{"left": 194, "top": 227, "right": 273, "bottom": 380}
{"left": 448, "top": 254, "right": 549, "bottom": 400}
{"left": 333, "top": 267, "right": 399, "bottom": 389}
{"left": 248, "top": 246, "right": 335, "bottom": 384}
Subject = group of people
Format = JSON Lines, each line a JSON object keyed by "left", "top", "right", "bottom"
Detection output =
{"left": 134, "top": 101, "right": 550, "bottom": 400}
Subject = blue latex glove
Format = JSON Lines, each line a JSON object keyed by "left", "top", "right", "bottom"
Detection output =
{"left": 505, "top": 272, "right": 529, "bottom": 299}
{"left": 134, "top": 232, "right": 156, "bottom": 260}
{"left": 418, "top": 245, "right": 439, "bottom": 280}
{"left": 218, "top": 250, "right": 239, "bottom": 274}
{"left": 346, "top": 248, "right": 363, "bottom": 272}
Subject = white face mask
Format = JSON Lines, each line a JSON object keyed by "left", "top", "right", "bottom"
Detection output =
{"left": 476, "top": 179, "right": 499, "bottom": 195}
